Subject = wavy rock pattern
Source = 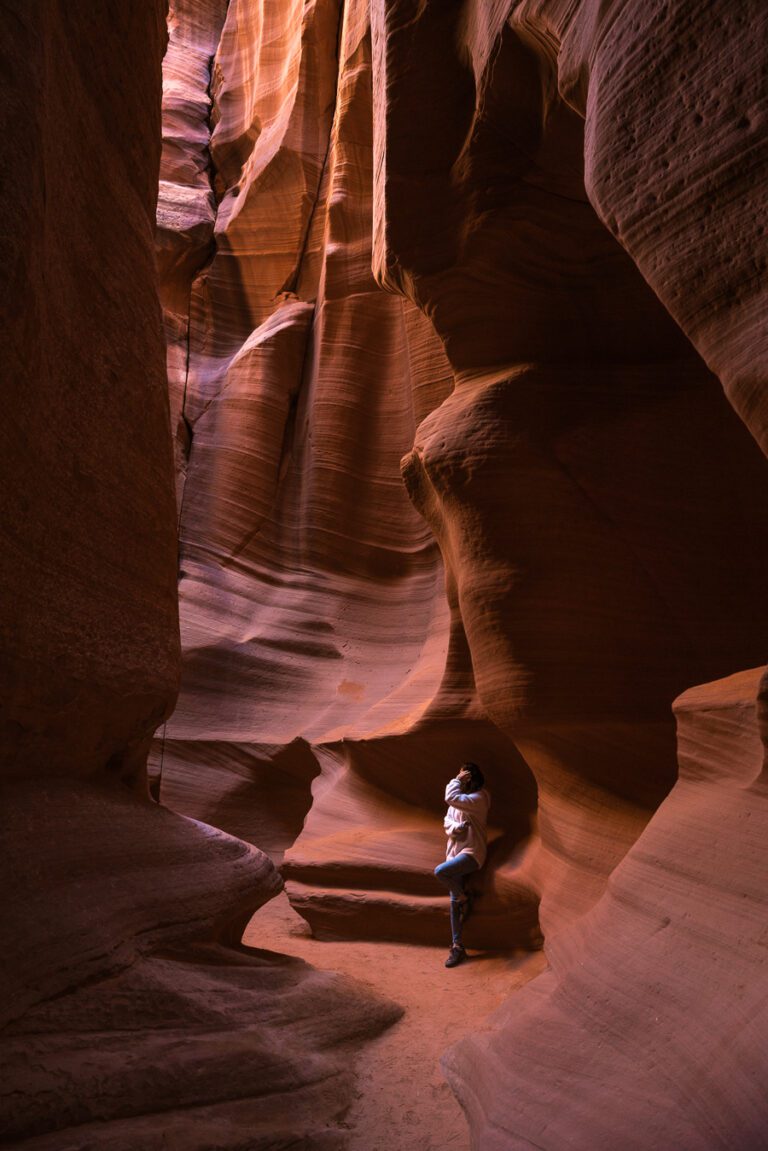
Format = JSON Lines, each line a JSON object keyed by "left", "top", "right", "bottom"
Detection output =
{"left": 157, "top": 0, "right": 541, "bottom": 948}
{"left": 444, "top": 668, "right": 768, "bottom": 1150}
{"left": 369, "top": 1, "right": 768, "bottom": 1145}
{"left": 1, "top": 3, "right": 399, "bottom": 1146}
{"left": 1, "top": 782, "right": 398, "bottom": 1151}
{"left": 156, "top": 0, "right": 768, "bottom": 1146}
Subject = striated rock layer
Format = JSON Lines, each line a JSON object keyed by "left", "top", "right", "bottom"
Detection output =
{"left": 156, "top": 0, "right": 542, "bottom": 949}
{"left": 1, "top": 3, "right": 399, "bottom": 1146}
{"left": 1, "top": 780, "right": 399, "bottom": 1151}
{"left": 156, "top": 0, "right": 768, "bottom": 1147}
{"left": 444, "top": 667, "right": 768, "bottom": 1150}
{"left": 371, "top": 1, "right": 768, "bottom": 1145}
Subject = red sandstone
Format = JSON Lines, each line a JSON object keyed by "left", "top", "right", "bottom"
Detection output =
{"left": 2, "top": 1, "right": 767, "bottom": 1148}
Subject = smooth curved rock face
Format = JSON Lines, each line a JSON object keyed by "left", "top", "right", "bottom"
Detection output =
{"left": 4, "top": 951, "right": 398, "bottom": 1151}
{"left": 0, "top": 0, "right": 179, "bottom": 782}
{"left": 1, "top": 4, "right": 400, "bottom": 1146}
{"left": 367, "top": 1, "right": 768, "bottom": 1147}
{"left": 564, "top": 0, "right": 768, "bottom": 455}
{"left": 157, "top": 735, "right": 323, "bottom": 864}
{"left": 444, "top": 669, "right": 768, "bottom": 1151}
{"left": 402, "top": 361, "right": 768, "bottom": 934}
{"left": 1, "top": 784, "right": 398, "bottom": 1151}
{"left": 371, "top": 0, "right": 768, "bottom": 936}
{"left": 157, "top": 2, "right": 768, "bottom": 1144}
{"left": 157, "top": 0, "right": 541, "bottom": 947}
{"left": 483, "top": 0, "right": 768, "bottom": 452}
{"left": 0, "top": 778, "right": 281, "bottom": 1031}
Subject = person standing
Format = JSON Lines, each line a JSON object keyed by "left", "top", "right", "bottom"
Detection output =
{"left": 434, "top": 762, "right": 490, "bottom": 968}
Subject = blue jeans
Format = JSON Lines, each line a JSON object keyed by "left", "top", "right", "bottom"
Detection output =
{"left": 434, "top": 852, "right": 479, "bottom": 947}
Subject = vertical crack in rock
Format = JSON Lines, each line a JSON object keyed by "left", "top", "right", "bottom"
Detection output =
{"left": 153, "top": 0, "right": 231, "bottom": 797}
{"left": 278, "top": 0, "right": 345, "bottom": 297}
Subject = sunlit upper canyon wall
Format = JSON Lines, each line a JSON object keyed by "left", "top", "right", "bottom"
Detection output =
{"left": 2, "top": 0, "right": 767, "bottom": 1148}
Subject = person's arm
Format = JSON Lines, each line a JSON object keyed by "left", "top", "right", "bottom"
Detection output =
{"left": 445, "top": 777, "right": 485, "bottom": 810}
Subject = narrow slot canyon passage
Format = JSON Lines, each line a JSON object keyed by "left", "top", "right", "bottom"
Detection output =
{"left": 3, "top": 1, "right": 768, "bottom": 1148}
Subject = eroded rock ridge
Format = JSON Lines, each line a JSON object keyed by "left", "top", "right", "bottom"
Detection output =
{"left": 156, "top": 1, "right": 768, "bottom": 1147}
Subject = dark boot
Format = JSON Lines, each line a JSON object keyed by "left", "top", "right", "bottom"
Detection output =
{"left": 445, "top": 945, "right": 467, "bottom": 968}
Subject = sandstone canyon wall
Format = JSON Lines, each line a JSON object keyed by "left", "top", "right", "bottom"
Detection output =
{"left": 155, "top": 0, "right": 768, "bottom": 1148}
{"left": 155, "top": 0, "right": 541, "bottom": 950}
{"left": 1, "top": 4, "right": 397, "bottom": 1147}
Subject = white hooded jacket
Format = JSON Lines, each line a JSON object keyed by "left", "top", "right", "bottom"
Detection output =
{"left": 443, "top": 777, "right": 490, "bottom": 867}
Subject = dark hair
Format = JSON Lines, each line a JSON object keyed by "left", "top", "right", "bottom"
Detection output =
{"left": 462, "top": 761, "right": 485, "bottom": 789}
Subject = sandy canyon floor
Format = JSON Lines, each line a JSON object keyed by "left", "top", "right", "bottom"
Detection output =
{"left": 243, "top": 892, "right": 547, "bottom": 1151}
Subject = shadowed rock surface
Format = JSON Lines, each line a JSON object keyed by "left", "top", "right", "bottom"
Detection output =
{"left": 5, "top": 0, "right": 766, "bottom": 1147}
{"left": 0, "top": 0, "right": 178, "bottom": 781}
{"left": 444, "top": 668, "right": 768, "bottom": 1150}
{"left": 154, "top": 1, "right": 768, "bottom": 1147}
{"left": 0, "top": 3, "right": 399, "bottom": 1146}
{"left": 382, "top": 3, "right": 768, "bottom": 1145}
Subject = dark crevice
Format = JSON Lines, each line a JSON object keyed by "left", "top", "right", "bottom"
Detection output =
{"left": 156, "top": 17, "right": 228, "bottom": 801}
{"left": 276, "top": 0, "right": 345, "bottom": 298}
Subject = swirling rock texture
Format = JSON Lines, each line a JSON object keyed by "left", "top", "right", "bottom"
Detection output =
{"left": 156, "top": 0, "right": 768, "bottom": 1147}
{"left": 156, "top": 0, "right": 542, "bottom": 950}
{"left": 1, "top": 2, "right": 397, "bottom": 1147}
{"left": 371, "top": 0, "right": 768, "bottom": 1147}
